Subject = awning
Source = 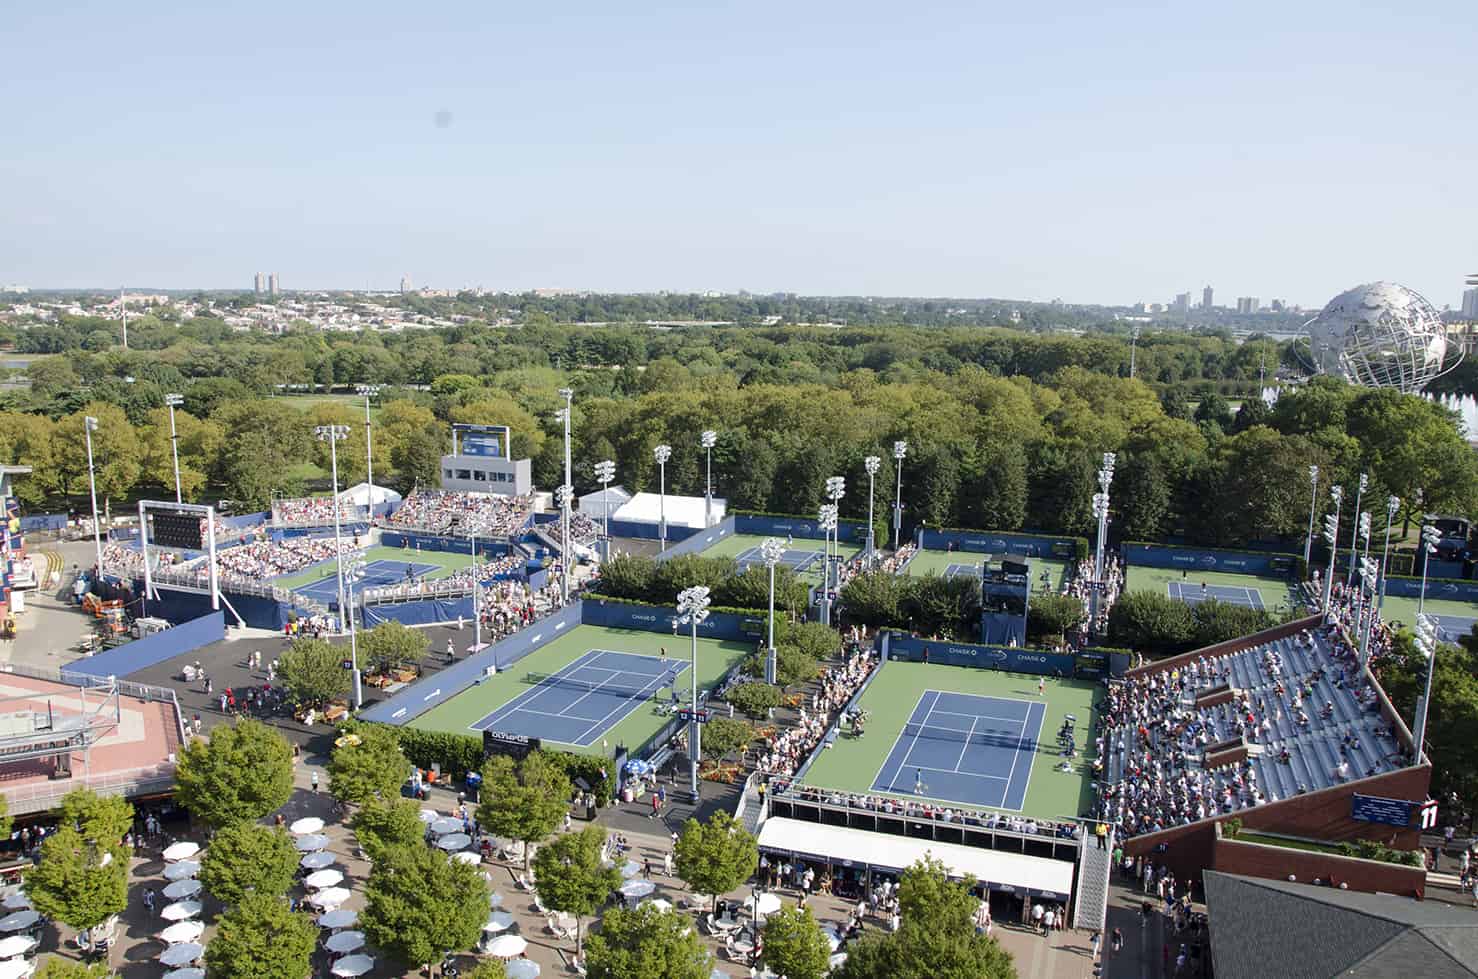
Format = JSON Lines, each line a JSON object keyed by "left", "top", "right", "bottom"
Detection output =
{"left": 756, "top": 818, "right": 1073, "bottom": 901}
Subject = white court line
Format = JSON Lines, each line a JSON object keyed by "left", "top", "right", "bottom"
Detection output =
{"left": 930, "top": 708, "right": 1032, "bottom": 725}
{"left": 1000, "top": 703, "right": 1030, "bottom": 803}
{"left": 908, "top": 764, "right": 1010, "bottom": 781}
{"left": 572, "top": 664, "right": 685, "bottom": 744}
{"left": 891, "top": 693, "right": 944, "bottom": 793}
{"left": 873, "top": 692, "right": 933, "bottom": 793}
{"left": 950, "top": 716, "right": 979, "bottom": 773}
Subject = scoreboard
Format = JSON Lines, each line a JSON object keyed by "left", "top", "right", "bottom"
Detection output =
{"left": 152, "top": 511, "right": 204, "bottom": 550}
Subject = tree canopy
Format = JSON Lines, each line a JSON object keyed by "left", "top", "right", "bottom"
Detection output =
{"left": 672, "top": 812, "right": 758, "bottom": 913}
{"left": 475, "top": 750, "right": 571, "bottom": 869}
{"left": 199, "top": 823, "right": 300, "bottom": 905}
{"left": 329, "top": 724, "right": 410, "bottom": 806}
{"left": 204, "top": 893, "right": 317, "bottom": 979}
{"left": 529, "top": 825, "right": 623, "bottom": 953}
{"left": 361, "top": 844, "right": 489, "bottom": 968}
{"left": 174, "top": 718, "right": 294, "bottom": 829}
{"left": 584, "top": 903, "right": 713, "bottom": 979}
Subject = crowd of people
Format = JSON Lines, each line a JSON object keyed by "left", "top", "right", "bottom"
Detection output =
{"left": 386, "top": 490, "right": 533, "bottom": 537}
{"left": 750, "top": 632, "right": 879, "bottom": 781}
{"left": 473, "top": 575, "right": 570, "bottom": 643}
{"left": 549, "top": 511, "right": 600, "bottom": 546}
{"left": 769, "top": 782, "right": 1081, "bottom": 839}
{"left": 213, "top": 535, "right": 358, "bottom": 584}
{"left": 1067, "top": 554, "right": 1124, "bottom": 641}
{"left": 272, "top": 497, "right": 367, "bottom": 528}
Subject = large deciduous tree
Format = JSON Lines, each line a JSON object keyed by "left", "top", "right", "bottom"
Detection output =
{"left": 672, "top": 812, "right": 758, "bottom": 914}
{"left": 760, "top": 905, "right": 832, "bottom": 979}
{"left": 530, "top": 825, "right": 623, "bottom": 954}
{"left": 204, "top": 893, "right": 316, "bottom": 979}
{"left": 361, "top": 845, "right": 488, "bottom": 969}
{"left": 199, "top": 823, "right": 299, "bottom": 905}
{"left": 24, "top": 790, "right": 131, "bottom": 948}
{"left": 329, "top": 725, "right": 410, "bottom": 807}
{"left": 475, "top": 751, "right": 571, "bottom": 870}
{"left": 584, "top": 904, "right": 713, "bottom": 979}
{"left": 350, "top": 798, "right": 426, "bottom": 863}
{"left": 174, "top": 718, "right": 294, "bottom": 829}
{"left": 277, "top": 637, "right": 350, "bottom": 709}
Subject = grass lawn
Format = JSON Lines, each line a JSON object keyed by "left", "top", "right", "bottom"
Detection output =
{"left": 905, "top": 548, "right": 1069, "bottom": 589}
{"left": 270, "top": 544, "right": 476, "bottom": 589}
{"left": 1126, "top": 565, "right": 1297, "bottom": 613}
{"left": 275, "top": 393, "right": 385, "bottom": 420}
{"left": 409, "top": 624, "right": 752, "bottom": 754}
{"left": 801, "top": 659, "right": 1099, "bottom": 822}
{"left": 700, "top": 532, "right": 861, "bottom": 586}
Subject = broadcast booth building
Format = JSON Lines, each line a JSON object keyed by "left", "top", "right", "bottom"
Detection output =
{"left": 441, "top": 424, "right": 532, "bottom": 495}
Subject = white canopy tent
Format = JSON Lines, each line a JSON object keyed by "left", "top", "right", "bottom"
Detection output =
{"left": 577, "top": 485, "right": 631, "bottom": 516}
{"left": 337, "top": 482, "right": 402, "bottom": 508}
{"left": 755, "top": 817, "right": 1074, "bottom": 902}
{"left": 610, "top": 492, "right": 726, "bottom": 531}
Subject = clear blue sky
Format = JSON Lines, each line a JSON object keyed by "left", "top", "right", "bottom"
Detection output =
{"left": 4, "top": 1, "right": 1473, "bottom": 307}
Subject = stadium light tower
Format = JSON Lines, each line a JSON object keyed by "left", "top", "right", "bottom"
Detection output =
{"left": 1357, "top": 556, "right": 1380, "bottom": 665}
{"left": 760, "top": 537, "right": 786, "bottom": 684}
{"left": 1412, "top": 612, "right": 1439, "bottom": 763}
{"left": 654, "top": 444, "right": 672, "bottom": 552}
{"left": 356, "top": 384, "right": 382, "bottom": 519}
{"left": 676, "top": 584, "right": 711, "bottom": 803}
{"left": 1303, "top": 465, "right": 1320, "bottom": 566}
{"left": 555, "top": 483, "right": 574, "bottom": 603}
{"left": 1417, "top": 521, "right": 1442, "bottom": 616}
{"left": 701, "top": 430, "right": 718, "bottom": 528}
{"left": 863, "top": 455, "right": 881, "bottom": 561}
{"left": 593, "top": 460, "right": 615, "bottom": 562}
{"left": 824, "top": 476, "right": 845, "bottom": 612}
{"left": 892, "top": 441, "right": 908, "bottom": 550}
{"left": 817, "top": 504, "right": 839, "bottom": 626}
{"left": 164, "top": 393, "right": 185, "bottom": 504}
{"left": 315, "top": 424, "right": 362, "bottom": 709}
{"left": 1376, "top": 495, "right": 1400, "bottom": 618}
{"left": 1320, "top": 484, "right": 1343, "bottom": 612}
{"left": 1090, "top": 453, "right": 1116, "bottom": 627}
{"left": 1345, "top": 473, "right": 1368, "bottom": 588}
{"left": 83, "top": 416, "right": 104, "bottom": 578}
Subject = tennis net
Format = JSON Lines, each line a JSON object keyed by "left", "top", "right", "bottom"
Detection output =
{"left": 900, "top": 721, "right": 1028, "bottom": 749}
{"left": 524, "top": 670, "right": 678, "bottom": 699}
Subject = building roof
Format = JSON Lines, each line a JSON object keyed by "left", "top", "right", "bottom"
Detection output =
{"left": 577, "top": 485, "right": 631, "bottom": 514}
{"left": 1203, "top": 871, "right": 1478, "bottom": 979}
{"left": 335, "top": 481, "right": 402, "bottom": 507}
{"left": 610, "top": 492, "right": 726, "bottom": 531}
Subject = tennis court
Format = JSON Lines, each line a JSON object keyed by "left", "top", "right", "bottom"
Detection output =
{"left": 1167, "top": 580, "right": 1265, "bottom": 609}
{"left": 871, "top": 691, "right": 1044, "bottom": 810}
{"left": 292, "top": 559, "right": 442, "bottom": 605}
{"left": 472, "top": 649, "right": 687, "bottom": 747}
{"left": 700, "top": 532, "right": 862, "bottom": 585}
{"left": 905, "top": 548, "right": 1068, "bottom": 588}
{"left": 409, "top": 624, "right": 751, "bottom": 754}
{"left": 1375, "top": 593, "right": 1478, "bottom": 643}
{"left": 733, "top": 544, "right": 826, "bottom": 573}
{"left": 803, "top": 660, "right": 1098, "bottom": 819}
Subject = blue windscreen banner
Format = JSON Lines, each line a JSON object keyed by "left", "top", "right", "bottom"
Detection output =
{"left": 1381, "top": 576, "right": 1478, "bottom": 603}
{"left": 919, "top": 528, "right": 1079, "bottom": 559}
{"left": 18, "top": 514, "right": 67, "bottom": 532}
{"left": 580, "top": 599, "right": 763, "bottom": 642}
{"left": 882, "top": 632, "right": 1077, "bottom": 677}
{"left": 362, "top": 597, "right": 474, "bottom": 628}
{"left": 659, "top": 516, "right": 737, "bottom": 561}
{"left": 66, "top": 610, "right": 226, "bottom": 677}
{"left": 1123, "top": 543, "right": 1297, "bottom": 577}
{"left": 735, "top": 514, "right": 867, "bottom": 543}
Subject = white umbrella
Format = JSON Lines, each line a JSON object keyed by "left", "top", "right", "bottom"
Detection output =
{"left": 305, "top": 869, "right": 345, "bottom": 890}
{"left": 484, "top": 934, "right": 527, "bottom": 958}
{"left": 330, "top": 954, "right": 374, "bottom": 977}
{"left": 164, "top": 969, "right": 204, "bottom": 979}
{"left": 0, "top": 894, "right": 28, "bottom": 912}
{"left": 163, "top": 860, "right": 200, "bottom": 882}
{"left": 0, "top": 962, "right": 28, "bottom": 979}
{"left": 160, "top": 901, "right": 202, "bottom": 921}
{"left": 744, "top": 892, "right": 782, "bottom": 915}
{"left": 619, "top": 860, "right": 641, "bottom": 878}
{"left": 0, "top": 911, "right": 39, "bottom": 932}
{"left": 709, "top": 969, "right": 728, "bottom": 979}
{"left": 162, "top": 842, "right": 200, "bottom": 862}
{"left": 506, "top": 960, "right": 541, "bottom": 979}
{"left": 430, "top": 817, "right": 461, "bottom": 835}
{"left": 453, "top": 851, "right": 481, "bottom": 866}
{"left": 290, "top": 817, "right": 325, "bottom": 835}
{"left": 160, "top": 920, "right": 205, "bottom": 945}
{"left": 435, "top": 833, "right": 471, "bottom": 852}
{"left": 296, "top": 833, "right": 330, "bottom": 852}
{"left": 418, "top": 809, "right": 438, "bottom": 823}
{"left": 301, "top": 851, "right": 335, "bottom": 871}
{"left": 318, "top": 909, "right": 358, "bottom": 930}
{"left": 163, "top": 879, "right": 201, "bottom": 900}
{"left": 829, "top": 952, "right": 848, "bottom": 970}
{"left": 618, "top": 880, "right": 655, "bottom": 900}
{"left": 644, "top": 898, "right": 673, "bottom": 911}
{"left": 482, "top": 911, "right": 514, "bottom": 933}
{"left": 820, "top": 924, "right": 842, "bottom": 951}
{"left": 310, "top": 887, "right": 352, "bottom": 909}
{"left": 325, "top": 930, "right": 365, "bottom": 954}
{"left": 0, "top": 936, "right": 35, "bottom": 959}
{"left": 489, "top": 892, "right": 505, "bottom": 908}
{"left": 159, "top": 942, "right": 205, "bottom": 967}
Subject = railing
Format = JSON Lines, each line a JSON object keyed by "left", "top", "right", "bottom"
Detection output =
{"left": 0, "top": 764, "right": 178, "bottom": 816}
{"left": 0, "top": 663, "right": 189, "bottom": 746}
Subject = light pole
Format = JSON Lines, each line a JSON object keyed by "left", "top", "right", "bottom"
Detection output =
{"left": 1303, "top": 465, "right": 1320, "bottom": 567}
{"left": 315, "top": 424, "right": 362, "bottom": 709}
{"left": 1357, "top": 556, "right": 1380, "bottom": 665}
{"left": 593, "top": 460, "right": 615, "bottom": 562}
{"left": 863, "top": 455, "right": 881, "bottom": 561}
{"left": 1417, "top": 522, "right": 1442, "bottom": 616}
{"left": 1320, "top": 485, "right": 1343, "bottom": 613}
{"left": 83, "top": 416, "right": 104, "bottom": 578}
{"left": 1129, "top": 326, "right": 1140, "bottom": 379}
{"left": 1345, "top": 473, "right": 1368, "bottom": 588}
{"left": 1412, "top": 612, "right": 1438, "bottom": 763}
{"left": 892, "top": 441, "right": 907, "bottom": 550}
{"left": 825, "top": 475, "right": 846, "bottom": 600}
{"left": 1090, "top": 453, "right": 1116, "bottom": 628}
{"left": 818, "top": 504, "right": 838, "bottom": 627}
{"left": 556, "top": 483, "right": 574, "bottom": 603}
{"left": 676, "top": 585, "right": 711, "bottom": 802}
{"left": 356, "top": 384, "right": 382, "bottom": 518}
{"left": 701, "top": 430, "right": 717, "bottom": 528}
{"left": 654, "top": 444, "right": 672, "bottom": 552}
{"left": 1375, "top": 495, "right": 1400, "bottom": 619}
{"left": 164, "top": 393, "right": 184, "bottom": 504}
{"left": 760, "top": 537, "right": 785, "bottom": 685}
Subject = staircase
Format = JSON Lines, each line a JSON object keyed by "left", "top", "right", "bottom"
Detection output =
{"left": 735, "top": 774, "right": 768, "bottom": 836}
{"left": 1073, "top": 828, "right": 1113, "bottom": 932}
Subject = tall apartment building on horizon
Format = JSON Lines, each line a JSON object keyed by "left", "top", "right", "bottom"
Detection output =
{"left": 268, "top": 273, "right": 280, "bottom": 296}
{"left": 1462, "top": 287, "right": 1478, "bottom": 318}
{"left": 253, "top": 272, "right": 265, "bottom": 296}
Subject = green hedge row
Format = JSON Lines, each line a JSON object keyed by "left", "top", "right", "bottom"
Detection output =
{"left": 585, "top": 592, "right": 765, "bottom": 619}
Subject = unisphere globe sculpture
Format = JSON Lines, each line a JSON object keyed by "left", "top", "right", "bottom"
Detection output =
{"left": 1302, "top": 281, "right": 1457, "bottom": 393}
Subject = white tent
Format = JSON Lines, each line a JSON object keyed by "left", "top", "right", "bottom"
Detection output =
{"left": 610, "top": 492, "right": 726, "bottom": 531}
{"left": 578, "top": 485, "right": 632, "bottom": 516}
{"left": 337, "top": 482, "right": 402, "bottom": 508}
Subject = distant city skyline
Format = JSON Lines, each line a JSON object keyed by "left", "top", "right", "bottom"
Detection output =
{"left": 2, "top": 2, "right": 1473, "bottom": 305}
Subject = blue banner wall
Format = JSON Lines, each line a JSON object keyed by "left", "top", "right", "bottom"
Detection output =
{"left": 658, "top": 516, "right": 737, "bottom": 561}
{"left": 221, "top": 511, "right": 269, "bottom": 530}
{"left": 603, "top": 519, "right": 703, "bottom": 543}
{"left": 67, "top": 611, "right": 226, "bottom": 677}
{"left": 140, "top": 584, "right": 297, "bottom": 632}
{"left": 581, "top": 599, "right": 764, "bottom": 642}
{"left": 882, "top": 632, "right": 1076, "bottom": 677}
{"left": 1381, "top": 576, "right": 1478, "bottom": 603}
{"left": 362, "top": 597, "right": 474, "bottom": 628}
{"left": 735, "top": 514, "right": 867, "bottom": 543}
{"left": 18, "top": 514, "right": 66, "bottom": 532}
{"left": 359, "top": 602, "right": 584, "bottom": 725}
{"left": 1124, "top": 543, "right": 1296, "bottom": 577}
{"left": 918, "top": 528, "right": 1080, "bottom": 558}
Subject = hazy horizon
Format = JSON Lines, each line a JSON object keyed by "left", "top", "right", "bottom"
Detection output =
{"left": 5, "top": 1, "right": 1474, "bottom": 308}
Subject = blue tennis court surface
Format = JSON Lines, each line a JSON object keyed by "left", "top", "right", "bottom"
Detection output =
{"left": 871, "top": 691, "right": 1044, "bottom": 810}
{"left": 734, "top": 545, "right": 824, "bottom": 572}
{"left": 945, "top": 562, "right": 979, "bottom": 578}
{"left": 1167, "top": 581, "right": 1264, "bottom": 609}
{"left": 1431, "top": 614, "right": 1476, "bottom": 642}
{"left": 291, "top": 559, "right": 440, "bottom": 604}
{"left": 471, "top": 649, "right": 688, "bottom": 746}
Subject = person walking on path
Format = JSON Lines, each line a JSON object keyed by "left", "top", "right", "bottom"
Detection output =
{"left": 311, "top": 771, "right": 319, "bottom": 792}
